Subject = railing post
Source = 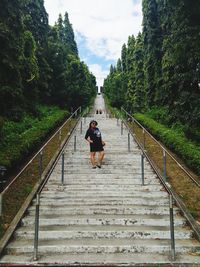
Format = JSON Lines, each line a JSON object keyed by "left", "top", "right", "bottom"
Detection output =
{"left": 84, "top": 116, "right": 86, "bottom": 124}
{"left": 128, "top": 132, "right": 130, "bottom": 152}
{"left": 121, "top": 121, "right": 123, "bottom": 135}
{"left": 33, "top": 193, "right": 40, "bottom": 261}
{"left": 59, "top": 129, "right": 62, "bottom": 147}
{"left": 141, "top": 153, "right": 145, "bottom": 186}
{"left": 74, "top": 135, "right": 77, "bottom": 151}
{"left": 61, "top": 152, "right": 65, "bottom": 185}
{"left": 163, "top": 149, "right": 167, "bottom": 182}
{"left": 0, "top": 193, "right": 2, "bottom": 216}
{"left": 143, "top": 128, "right": 145, "bottom": 149}
{"left": 39, "top": 150, "right": 43, "bottom": 181}
{"left": 169, "top": 194, "right": 175, "bottom": 261}
{"left": 80, "top": 119, "right": 83, "bottom": 134}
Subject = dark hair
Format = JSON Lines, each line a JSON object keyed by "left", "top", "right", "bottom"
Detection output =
{"left": 89, "top": 120, "right": 98, "bottom": 128}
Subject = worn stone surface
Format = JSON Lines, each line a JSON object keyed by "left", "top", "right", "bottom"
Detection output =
{"left": 0, "top": 95, "right": 200, "bottom": 266}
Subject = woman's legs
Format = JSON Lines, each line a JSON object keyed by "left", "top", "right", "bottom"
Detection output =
{"left": 98, "top": 151, "right": 105, "bottom": 166}
{"left": 90, "top": 152, "right": 96, "bottom": 167}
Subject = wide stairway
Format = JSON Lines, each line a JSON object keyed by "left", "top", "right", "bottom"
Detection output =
{"left": 1, "top": 95, "right": 200, "bottom": 266}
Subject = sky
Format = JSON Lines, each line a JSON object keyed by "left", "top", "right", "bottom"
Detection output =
{"left": 44, "top": 0, "right": 143, "bottom": 87}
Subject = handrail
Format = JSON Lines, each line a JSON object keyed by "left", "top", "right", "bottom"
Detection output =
{"left": 121, "top": 107, "right": 200, "bottom": 188}
{"left": 33, "top": 112, "right": 84, "bottom": 260}
{"left": 122, "top": 118, "right": 176, "bottom": 260}
{"left": 1, "top": 107, "right": 81, "bottom": 196}
{"left": 121, "top": 111, "right": 200, "bottom": 243}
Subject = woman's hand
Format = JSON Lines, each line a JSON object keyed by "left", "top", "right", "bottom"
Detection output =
{"left": 102, "top": 141, "right": 105, "bottom": 146}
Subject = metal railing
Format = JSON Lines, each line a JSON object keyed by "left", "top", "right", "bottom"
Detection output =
{"left": 33, "top": 115, "right": 82, "bottom": 260}
{"left": 33, "top": 108, "right": 91, "bottom": 260}
{"left": 119, "top": 108, "right": 200, "bottom": 260}
{"left": 0, "top": 107, "right": 82, "bottom": 254}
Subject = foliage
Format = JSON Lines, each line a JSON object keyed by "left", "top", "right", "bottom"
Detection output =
{"left": 0, "top": 105, "right": 69, "bottom": 169}
{"left": 104, "top": 0, "right": 200, "bottom": 129}
{"left": 0, "top": 2, "right": 96, "bottom": 119}
{"left": 134, "top": 113, "right": 200, "bottom": 175}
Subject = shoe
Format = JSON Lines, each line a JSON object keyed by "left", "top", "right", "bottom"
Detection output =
{"left": 97, "top": 165, "right": 101, "bottom": 168}
{"left": 92, "top": 166, "right": 97, "bottom": 169}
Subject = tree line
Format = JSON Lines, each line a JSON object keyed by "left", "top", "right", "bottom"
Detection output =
{"left": 104, "top": 0, "right": 200, "bottom": 128}
{"left": 0, "top": 0, "right": 96, "bottom": 120}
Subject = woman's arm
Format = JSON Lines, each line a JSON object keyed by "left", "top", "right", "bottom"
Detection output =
{"left": 86, "top": 136, "right": 93, "bottom": 144}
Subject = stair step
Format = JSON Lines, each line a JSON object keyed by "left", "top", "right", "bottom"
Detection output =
{"left": 21, "top": 214, "right": 185, "bottom": 227}
{"left": 15, "top": 225, "right": 193, "bottom": 240}
{"left": 6, "top": 238, "right": 200, "bottom": 255}
{"left": 28, "top": 205, "right": 179, "bottom": 216}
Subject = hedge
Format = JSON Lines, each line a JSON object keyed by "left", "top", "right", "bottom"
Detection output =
{"left": 134, "top": 113, "right": 200, "bottom": 175}
{"left": 0, "top": 106, "right": 69, "bottom": 171}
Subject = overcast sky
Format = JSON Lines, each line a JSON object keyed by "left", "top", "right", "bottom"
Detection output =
{"left": 44, "top": 0, "right": 143, "bottom": 87}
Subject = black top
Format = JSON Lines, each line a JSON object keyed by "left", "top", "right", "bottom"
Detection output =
{"left": 85, "top": 127, "right": 104, "bottom": 152}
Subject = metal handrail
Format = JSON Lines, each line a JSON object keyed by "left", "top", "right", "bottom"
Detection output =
{"left": 121, "top": 107, "right": 200, "bottom": 187}
{"left": 121, "top": 111, "right": 200, "bottom": 242}
{"left": 33, "top": 112, "right": 83, "bottom": 260}
{"left": 122, "top": 117, "right": 176, "bottom": 260}
{"left": 0, "top": 107, "right": 81, "bottom": 258}
{"left": 1, "top": 107, "right": 81, "bottom": 196}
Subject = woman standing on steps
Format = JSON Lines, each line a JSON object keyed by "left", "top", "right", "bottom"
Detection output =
{"left": 85, "top": 120, "right": 105, "bottom": 169}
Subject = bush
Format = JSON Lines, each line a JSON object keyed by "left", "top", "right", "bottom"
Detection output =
{"left": 134, "top": 113, "right": 200, "bottom": 175}
{"left": 0, "top": 105, "right": 69, "bottom": 170}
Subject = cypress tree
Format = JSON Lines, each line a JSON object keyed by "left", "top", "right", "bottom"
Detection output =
{"left": 0, "top": 0, "right": 24, "bottom": 118}
{"left": 142, "top": 0, "right": 162, "bottom": 107}
{"left": 63, "top": 12, "right": 78, "bottom": 55}
{"left": 161, "top": 0, "right": 200, "bottom": 125}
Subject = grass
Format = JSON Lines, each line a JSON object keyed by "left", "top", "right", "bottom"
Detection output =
{"left": 128, "top": 121, "right": 200, "bottom": 221}
{"left": 0, "top": 118, "right": 77, "bottom": 239}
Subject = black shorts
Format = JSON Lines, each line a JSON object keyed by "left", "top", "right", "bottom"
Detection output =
{"left": 90, "top": 142, "right": 104, "bottom": 152}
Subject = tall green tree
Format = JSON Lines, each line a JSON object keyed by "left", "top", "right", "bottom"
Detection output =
{"left": 0, "top": 0, "right": 24, "bottom": 118}
{"left": 142, "top": 0, "right": 162, "bottom": 107}
{"left": 161, "top": 0, "right": 200, "bottom": 125}
{"left": 63, "top": 12, "right": 78, "bottom": 55}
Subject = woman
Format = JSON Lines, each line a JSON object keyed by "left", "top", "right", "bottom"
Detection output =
{"left": 85, "top": 120, "right": 105, "bottom": 169}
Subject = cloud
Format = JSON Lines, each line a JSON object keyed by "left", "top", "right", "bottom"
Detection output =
{"left": 44, "top": 0, "right": 142, "bottom": 85}
{"left": 88, "top": 64, "right": 109, "bottom": 89}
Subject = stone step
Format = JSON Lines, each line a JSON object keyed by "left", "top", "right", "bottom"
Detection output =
{"left": 2, "top": 252, "right": 200, "bottom": 265}
{"left": 49, "top": 173, "right": 158, "bottom": 179}
{"left": 14, "top": 225, "right": 193, "bottom": 240}
{"left": 21, "top": 214, "right": 185, "bottom": 227}
{"left": 48, "top": 180, "right": 160, "bottom": 185}
{"left": 33, "top": 197, "right": 170, "bottom": 206}
{"left": 6, "top": 238, "right": 199, "bottom": 255}
{"left": 42, "top": 184, "right": 164, "bottom": 191}
{"left": 39, "top": 191, "right": 168, "bottom": 198}
{"left": 28, "top": 205, "right": 179, "bottom": 216}
{"left": 52, "top": 170, "right": 155, "bottom": 175}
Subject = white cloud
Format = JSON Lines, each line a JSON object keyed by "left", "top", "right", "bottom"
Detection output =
{"left": 88, "top": 64, "right": 109, "bottom": 89}
{"left": 44, "top": 0, "right": 142, "bottom": 85}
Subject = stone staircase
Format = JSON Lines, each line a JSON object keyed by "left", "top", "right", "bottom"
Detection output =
{"left": 0, "top": 96, "right": 200, "bottom": 266}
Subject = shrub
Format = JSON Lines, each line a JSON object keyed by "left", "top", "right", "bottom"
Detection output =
{"left": 134, "top": 113, "right": 200, "bottom": 175}
{"left": 0, "top": 105, "right": 69, "bottom": 170}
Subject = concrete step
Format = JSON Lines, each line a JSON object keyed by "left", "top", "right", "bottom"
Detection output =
{"left": 1, "top": 252, "right": 200, "bottom": 265}
{"left": 6, "top": 238, "right": 200, "bottom": 255}
{"left": 21, "top": 214, "right": 185, "bottom": 227}
{"left": 14, "top": 225, "right": 193, "bottom": 240}
{"left": 39, "top": 190, "right": 168, "bottom": 198}
{"left": 42, "top": 184, "right": 165, "bottom": 191}
{"left": 32, "top": 197, "right": 170, "bottom": 206}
